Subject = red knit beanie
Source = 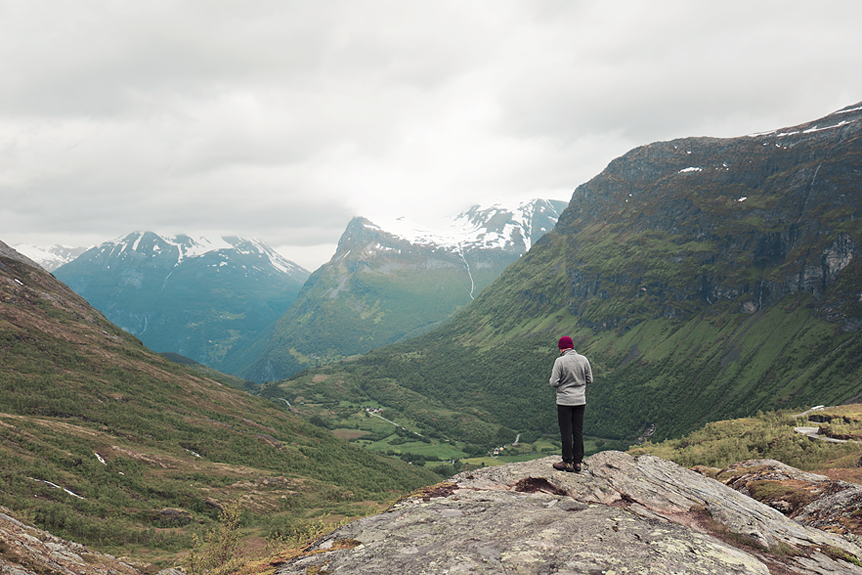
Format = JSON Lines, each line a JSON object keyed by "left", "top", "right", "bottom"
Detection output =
{"left": 558, "top": 336, "right": 574, "bottom": 350}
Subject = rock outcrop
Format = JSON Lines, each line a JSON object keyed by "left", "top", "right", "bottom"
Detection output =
{"left": 6, "top": 452, "right": 862, "bottom": 574}
{"left": 706, "top": 459, "right": 862, "bottom": 545}
{"left": 0, "top": 508, "right": 178, "bottom": 575}
{"left": 274, "top": 452, "right": 862, "bottom": 574}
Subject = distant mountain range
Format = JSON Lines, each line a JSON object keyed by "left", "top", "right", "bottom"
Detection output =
{"left": 235, "top": 199, "right": 567, "bottom": 381}
{"left": 31, "top": 200, "right": 565, "bottom": 381}
{"left": 53, "top": 232, "right": 310, "bottom": 374}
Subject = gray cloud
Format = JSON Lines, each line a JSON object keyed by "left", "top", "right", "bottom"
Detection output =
{"left": 2, "top": 0, "right": 862, "bottom": 271}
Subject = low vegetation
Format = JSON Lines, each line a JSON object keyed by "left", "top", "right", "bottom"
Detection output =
{"left": 630, "top": 405, "right": 862, "bottom": 473}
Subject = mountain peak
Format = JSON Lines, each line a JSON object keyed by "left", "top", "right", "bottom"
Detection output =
{"left": 53, "top": 231, "right": 311, "bottom": 372}
{"left": 239, "top": 198, "right": 567, "bottom": 381}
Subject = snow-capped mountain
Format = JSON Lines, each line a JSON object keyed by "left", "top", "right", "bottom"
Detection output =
{"left": 79, "top": 233, "right": 307, "bottom": 277}
{"left": 238, "top": 198, "right": 567, "bottom": 382}
{"left": 12, "top": 244, "right": 91, "bottom": 272}
{"left": 363, "top": 199, "right": 566, "bottom": 255}
{"left": 54, "top": 232, "right": 310, "bottom": 372}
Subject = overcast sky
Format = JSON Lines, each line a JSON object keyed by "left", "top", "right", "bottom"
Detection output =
{"left": 2, "top": 1, "right": 862, "bottom": 271}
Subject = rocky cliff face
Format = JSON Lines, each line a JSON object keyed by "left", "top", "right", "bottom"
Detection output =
{"left": 556, "top": 102, "right": 862, "bottom": 332}
{"left": 270, "top": 452, "right": 862, "bottom": 575}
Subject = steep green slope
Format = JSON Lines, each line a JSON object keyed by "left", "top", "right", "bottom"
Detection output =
{"left": 0, "top": 242, "right": 436, "bottom": 563}
{"left": 274, "top": 103, "right": 862, "bottom": 447}
{"left": 238, "top": 244, "right": 480, "bottom": 382}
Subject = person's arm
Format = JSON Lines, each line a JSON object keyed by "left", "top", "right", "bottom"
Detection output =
{"left": 549, "top": 359, "right": 562, "bottom": 388}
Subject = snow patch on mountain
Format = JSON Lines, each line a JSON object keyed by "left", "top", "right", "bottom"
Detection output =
{"left": 234, "top": 237, "right": 305, "bottom": 275}
{"left": 168, "top": 236, "right": 234, "bottom": 262}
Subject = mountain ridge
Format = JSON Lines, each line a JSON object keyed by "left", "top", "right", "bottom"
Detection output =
{"left": 362, "top": 198, "right": 566, "bottom": 255}
{"left": 555, "top": 100, "right": 862, "bottom": 331}
{"left": 10, "top": 243, "right": 89, "bottom": 272}
{"left": 236, "top": 199, "right": 566, "bottom": 381}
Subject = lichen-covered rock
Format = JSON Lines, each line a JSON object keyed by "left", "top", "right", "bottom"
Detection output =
{"left": 274, "top": 452, "right": 862, "bottom": 574}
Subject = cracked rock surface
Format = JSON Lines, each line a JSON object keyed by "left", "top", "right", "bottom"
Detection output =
{"left": 275, "top": 451, "right": 862, "bottom": 574}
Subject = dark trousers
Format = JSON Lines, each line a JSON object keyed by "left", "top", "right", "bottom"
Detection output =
{"left": 557, "top": 404, "right": 585, "bottom": 464}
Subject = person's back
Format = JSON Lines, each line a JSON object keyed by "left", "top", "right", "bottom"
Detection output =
{"left": 551, "top": 349, "right": 591, "bottom": 405}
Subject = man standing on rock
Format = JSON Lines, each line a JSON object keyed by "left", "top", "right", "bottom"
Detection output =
{"left": 550, "top": 336, "right": 592, "bottom": 473}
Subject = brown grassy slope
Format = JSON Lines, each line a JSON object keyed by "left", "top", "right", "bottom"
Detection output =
{"left": 0, "top": 246, "right": 437, "bottom": 566}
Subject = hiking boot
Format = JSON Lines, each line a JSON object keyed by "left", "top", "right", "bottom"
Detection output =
{"left": 552, "top": 460, "right": 570, "bottom": 471}
{"left": 571, "top": 462, "right": 582, "bottom": 473}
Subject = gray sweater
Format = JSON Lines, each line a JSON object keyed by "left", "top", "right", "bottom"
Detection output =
{"left": 549, "top": 349, "right": 593, "bottom": 406}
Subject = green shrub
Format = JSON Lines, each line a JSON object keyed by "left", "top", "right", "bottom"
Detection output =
{"left": 185, "top": 498, "right": 243, "bottom": 575}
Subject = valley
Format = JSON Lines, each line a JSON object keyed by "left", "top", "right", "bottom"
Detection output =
{"left": 284, "top": 396, "right": 620, "bottom": 473}
{"left": 237, "top": 200, "right": 568, "bottom": 382}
